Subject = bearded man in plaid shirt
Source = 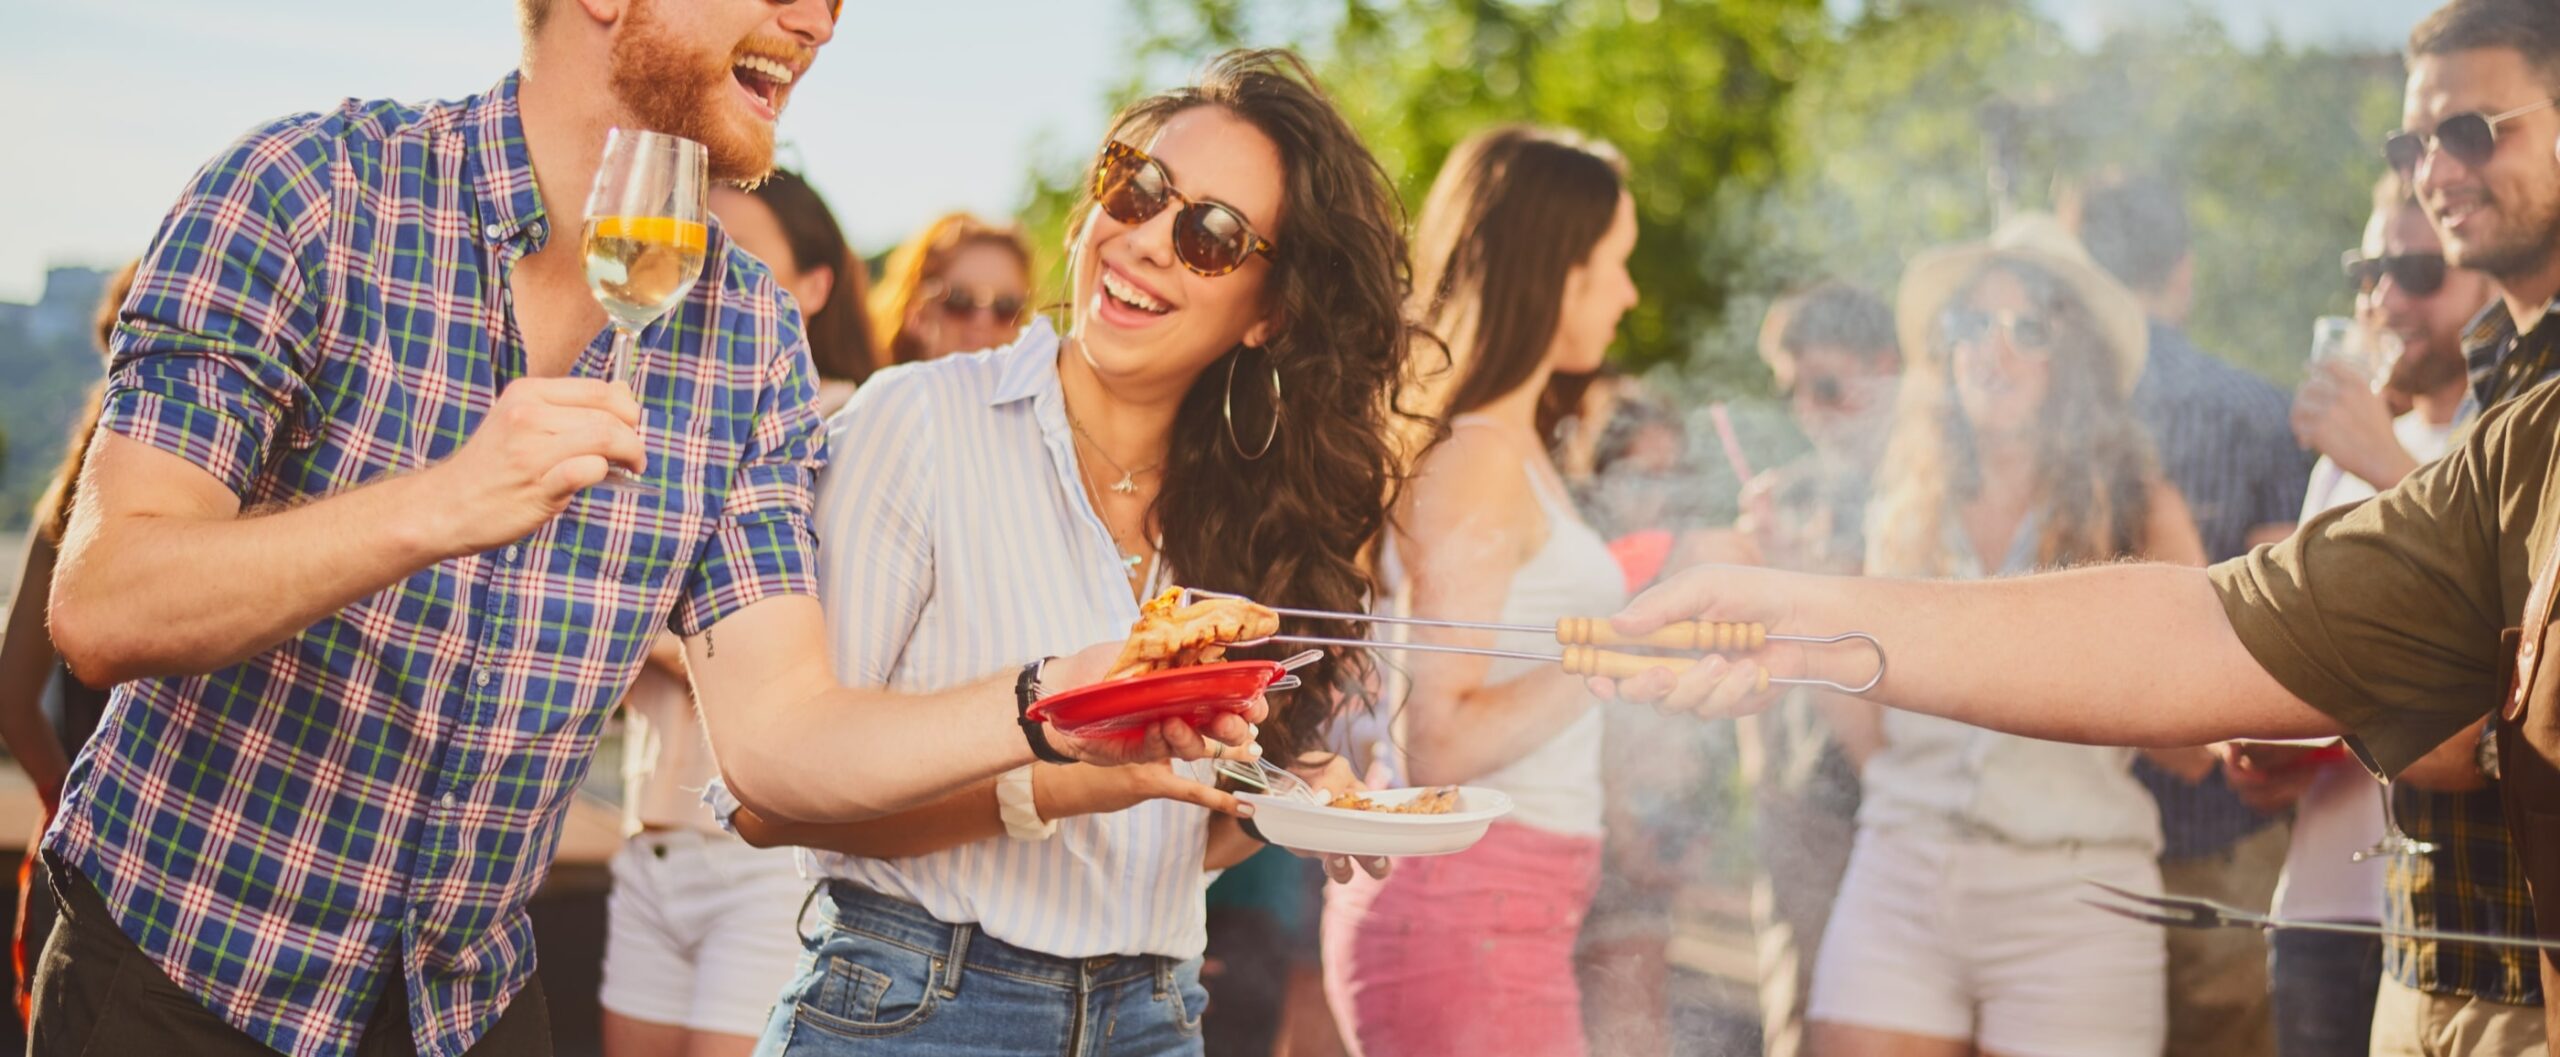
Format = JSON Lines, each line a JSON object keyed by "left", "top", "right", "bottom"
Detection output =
{"left": 28, "top": 3, "right": 1252, "bottom": 1055}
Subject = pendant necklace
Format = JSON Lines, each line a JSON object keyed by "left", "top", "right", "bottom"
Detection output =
{"left": 1068, "top": 412, "right": 1162, "bottom": 494}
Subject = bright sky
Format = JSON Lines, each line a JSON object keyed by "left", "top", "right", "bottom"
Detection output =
{"left": 0, "top": 0, "right": 2437, "bottom": 305}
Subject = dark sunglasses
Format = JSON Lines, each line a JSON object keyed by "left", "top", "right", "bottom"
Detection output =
{"left": 2341, "top": 250, "right": 2448, "bottom": 298}
{"left": 1939, "top": 307, "right": 2057, "bottom": 357}
{"left": 1785, "top": 373, "right": 1849, "bottom": 410}
{"left": 927, "top": 281, "right": 1027, "bottom": 324}
{"left": 1093, "top": 140, "right": 1276, "bottom": 277}
{"left": 2384, "top": 99, "right": 2557, "bottom": 177}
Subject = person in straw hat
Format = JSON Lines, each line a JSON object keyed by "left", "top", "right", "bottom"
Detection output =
{"left": 1797, "top": 213, "right": 2206, "bottom": 1057}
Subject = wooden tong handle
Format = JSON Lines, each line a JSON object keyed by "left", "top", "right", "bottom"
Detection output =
{"left": 1554, "top": 617, "right": 1767, "bottom": 652}
{"left": 1558, "top": 646, "right": 1770, "bottom": 691}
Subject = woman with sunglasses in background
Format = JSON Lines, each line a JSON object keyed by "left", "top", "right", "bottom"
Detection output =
{"left": 719, "top": 49, "right": 1414, "bottom": 1057}
{"left": 870, "top": 211, "right": 1036, "bottom": 363}
{"left": 1802, "top": 216, "right": 2202, "bottom": 1057}
{"left": 1321, "top": 126, "right": 1640, "bottom": 1057}
{"left": 596, "top": 168, "right": 876, "bottom": 1057}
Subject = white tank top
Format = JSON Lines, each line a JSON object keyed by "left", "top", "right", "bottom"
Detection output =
{"left": 1384, "top": 416, "right": 1627, "bottom": 835}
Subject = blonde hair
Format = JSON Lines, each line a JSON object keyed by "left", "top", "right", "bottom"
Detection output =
{"left": 1868, "top": 259, "right": 2156, "bottom": 576}
{"left": 868, "top": 212, "right": 1034, "bottom": 364}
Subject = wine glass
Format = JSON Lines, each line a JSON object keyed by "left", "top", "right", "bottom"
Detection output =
{"left": 581, "top": 128, "right": 709, "bottom": 494}
{"left": 2352, "top": 773, "right": 2437, "bottom": 862}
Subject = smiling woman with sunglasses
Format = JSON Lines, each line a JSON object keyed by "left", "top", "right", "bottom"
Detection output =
{"left": 1802, "top": 215, "right": 2206, "bottom": 1057}
{"left": 726, "top": 49, "right": 1422, "bottom": 1057}
{"left": 870, "top": 211, "right": 1037, "bottom": 363}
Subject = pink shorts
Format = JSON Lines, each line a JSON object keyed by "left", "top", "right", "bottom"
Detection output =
{"left": 1321, "top": 822, "right": 1603, "bottom": 1057}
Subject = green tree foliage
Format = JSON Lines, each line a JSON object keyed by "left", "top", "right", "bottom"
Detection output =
{"left": 1745, "top": 2, "right": 2403, "bottom": 384}
{"left": 1019, "top": 0, "right": 2405, "bottom": 393}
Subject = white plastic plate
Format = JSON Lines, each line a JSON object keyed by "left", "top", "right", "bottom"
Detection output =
{"left": 1234, "top": 786, "right": 1514, "bottom": 857}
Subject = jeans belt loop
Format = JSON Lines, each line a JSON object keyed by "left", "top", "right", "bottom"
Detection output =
{"left": 793, "top": 882, "right": 826, "bottom": 948}
{"left": 1153, "top": 956, "right": 1172, "bottom": 1000}
{"left": 938, "top": 921, "right": 971, "bottom": 998}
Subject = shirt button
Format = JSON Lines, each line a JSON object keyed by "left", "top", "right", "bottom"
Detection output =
{"left": 474, "top": 668, "right": 492, "bottom": 688}
{"left": 504, "top": 546, "right": 521, "bottom": 563}
{"left": 441, "top": 793, "right": 457, "bottom": 809}
{"left": 483, "top": 222, "right": 505, "bottom": 241}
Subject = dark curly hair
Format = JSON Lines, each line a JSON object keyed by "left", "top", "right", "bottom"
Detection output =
{"left": 1085, "top": 49, "right": 1428, "bottom": 765}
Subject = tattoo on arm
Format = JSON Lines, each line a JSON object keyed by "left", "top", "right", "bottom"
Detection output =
{"left": 703, "top": 631, "right": 716, "bottom": 658}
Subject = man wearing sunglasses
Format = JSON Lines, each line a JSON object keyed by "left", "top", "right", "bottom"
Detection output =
{"left": 1608, "top": 1, "right": 2560, "bottom": 1045}
{"left": 28, "top": 2, "right": 1251, "bottom": 1056}
{"left": 2389, "top": 0, "right": 2560, "bottom": 413}
{"left": 1733, "top": 280, "right": 1901, "bottom": 1057}
{"left": 2259, "top": 175, "right": 2527, "bottom": 1057}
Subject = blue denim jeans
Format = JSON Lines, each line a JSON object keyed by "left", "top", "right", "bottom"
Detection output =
{"left": 2270, "top": 927, "right": 2382, "bottom": 1057}
{"left": 753, "top": 881, "right": 1207, "bottom": 1057}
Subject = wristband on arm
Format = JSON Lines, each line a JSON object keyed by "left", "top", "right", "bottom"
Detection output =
{"left": 1016, "top": 659, "right": 1076, "bottom": 765}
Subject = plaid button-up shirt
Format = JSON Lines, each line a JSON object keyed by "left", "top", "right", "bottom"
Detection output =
{"left": 2387, "top": 783, "right": 2544, "bottom": 1006}
{"left": 45, "top": 73, "right": 825, "bottom": 1057}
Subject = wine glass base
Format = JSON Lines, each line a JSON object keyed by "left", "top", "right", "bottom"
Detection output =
{"left": 2351, "top": 838, "right": 2439, "bottom": 863}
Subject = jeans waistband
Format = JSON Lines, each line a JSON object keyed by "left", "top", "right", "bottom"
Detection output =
{"left": 815, "top": 880, "right": 1176, "bottom": 992}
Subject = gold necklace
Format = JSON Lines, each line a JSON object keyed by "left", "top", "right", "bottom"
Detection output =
{"left": 1075, "top": 451, "right": 1155, "bottom": 580}
{"left": 1068, "top": 413, "right": 1162, "bottom": 494}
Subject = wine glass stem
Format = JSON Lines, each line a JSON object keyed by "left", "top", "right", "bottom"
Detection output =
{"left": 609, "top": 324, "right": 641, "bottom": 391}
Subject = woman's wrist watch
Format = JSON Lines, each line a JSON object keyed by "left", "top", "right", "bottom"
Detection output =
{"left": 1015, "top": 658, "right": 1077, "bottom": 765}
{"left": 2477, "top": 721, "right": 2502, "bottom": 782}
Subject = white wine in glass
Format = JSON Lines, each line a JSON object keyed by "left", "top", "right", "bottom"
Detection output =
{"left": 581, "top": 128, "right": 709, "bottom": 494}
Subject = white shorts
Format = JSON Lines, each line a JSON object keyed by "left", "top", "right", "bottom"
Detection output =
{"left": 1807, "top": 826, "right": 2168, "bottom": 1057}
{"left": 600, "top": 829, "right": 813, "bottom": 1037}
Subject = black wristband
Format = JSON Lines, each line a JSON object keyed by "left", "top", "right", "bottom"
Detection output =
{"left": 1016, "top": 659, "right": 1076, "bottom": 765}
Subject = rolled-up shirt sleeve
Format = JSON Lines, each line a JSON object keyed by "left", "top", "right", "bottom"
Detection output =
{"left": 102, "top": 119, "right": 334, "bottom": 497}
{"left": 701, "top": 776, "right": 746, "bottom": 834}
{"left": 2207, "top": 386, "right": 2554, "bottom": 774}
{"left": 672, "top": 301, "right": 827, "bottom": 636}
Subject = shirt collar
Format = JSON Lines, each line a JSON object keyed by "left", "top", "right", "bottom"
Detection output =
{"left": 2462, "top": 297, "right": 2518, "bottom": 364}
{"left": 462, "top": 72, "right": 550, "bottom": 251}
{"left": 989, "top": 317, "right": 1064, "bottom": 408}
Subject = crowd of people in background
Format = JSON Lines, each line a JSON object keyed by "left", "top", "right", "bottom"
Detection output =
{"left": 4, "top": 0, "right": 2560, "bottom": 1056}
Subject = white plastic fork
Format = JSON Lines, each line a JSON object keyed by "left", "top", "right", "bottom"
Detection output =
{"left": 1212, "top": 757, "right": 1330, "bottom": 805}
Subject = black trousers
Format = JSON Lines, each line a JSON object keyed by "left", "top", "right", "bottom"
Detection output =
{"left": 27, "top": 852, "right": 551, "bottom": 1057}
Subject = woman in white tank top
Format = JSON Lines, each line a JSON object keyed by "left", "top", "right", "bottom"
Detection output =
{"left": 1321, "top": 126, "right": 1640, "bottom": 1057}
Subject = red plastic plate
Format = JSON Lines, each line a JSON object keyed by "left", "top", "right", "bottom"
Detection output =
{"left": 1025, "top": 660, "right": 1283, "bottom": 737}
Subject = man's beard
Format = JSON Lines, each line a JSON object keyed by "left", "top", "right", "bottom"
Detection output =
{"left": 2389, "top": 332, "right": 2470, "bottom": 395}
{"left": 2446, "top": 187, "right": 2560, "bottom": 282}
{"left": 607, "top": 0, "right": 775, "bottom": 183}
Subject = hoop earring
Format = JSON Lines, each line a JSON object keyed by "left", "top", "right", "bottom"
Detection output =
{"left": 1224, "top": 346, "right": 1282, "bottom": 461}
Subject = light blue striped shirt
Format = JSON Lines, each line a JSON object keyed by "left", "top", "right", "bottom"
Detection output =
{"left": 724, "top": 319, "right": 1216, "bottom": 959}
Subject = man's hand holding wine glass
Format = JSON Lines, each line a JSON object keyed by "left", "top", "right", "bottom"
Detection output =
{"left": 417, "top": 378, "right": 645, "bottom": 557}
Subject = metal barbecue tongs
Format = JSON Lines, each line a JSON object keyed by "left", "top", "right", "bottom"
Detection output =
{"left": 1182, "top": 588, "right": 1887, "bottom": 695}
{"left": 2083, "top": 878, "right": 2560, "bottom": 952}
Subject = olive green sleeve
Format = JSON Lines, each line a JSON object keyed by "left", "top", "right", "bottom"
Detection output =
{"left": 2206, "top": 388, "right": 2555, "bottom": 774}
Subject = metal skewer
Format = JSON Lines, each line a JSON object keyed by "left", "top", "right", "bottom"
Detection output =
{"left": 1236, "top": 632, "right": 1884, "bottom": 695}
{"left": 1186, "top": 589, "right": 1886, "bottom": 695}
{"left": 1192, "top": 589, "right": 1872, "bottom": 653}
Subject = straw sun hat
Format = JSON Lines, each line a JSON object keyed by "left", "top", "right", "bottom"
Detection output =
{"left": 1894, "top": 212, "right": 2150, "bottom": 396}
